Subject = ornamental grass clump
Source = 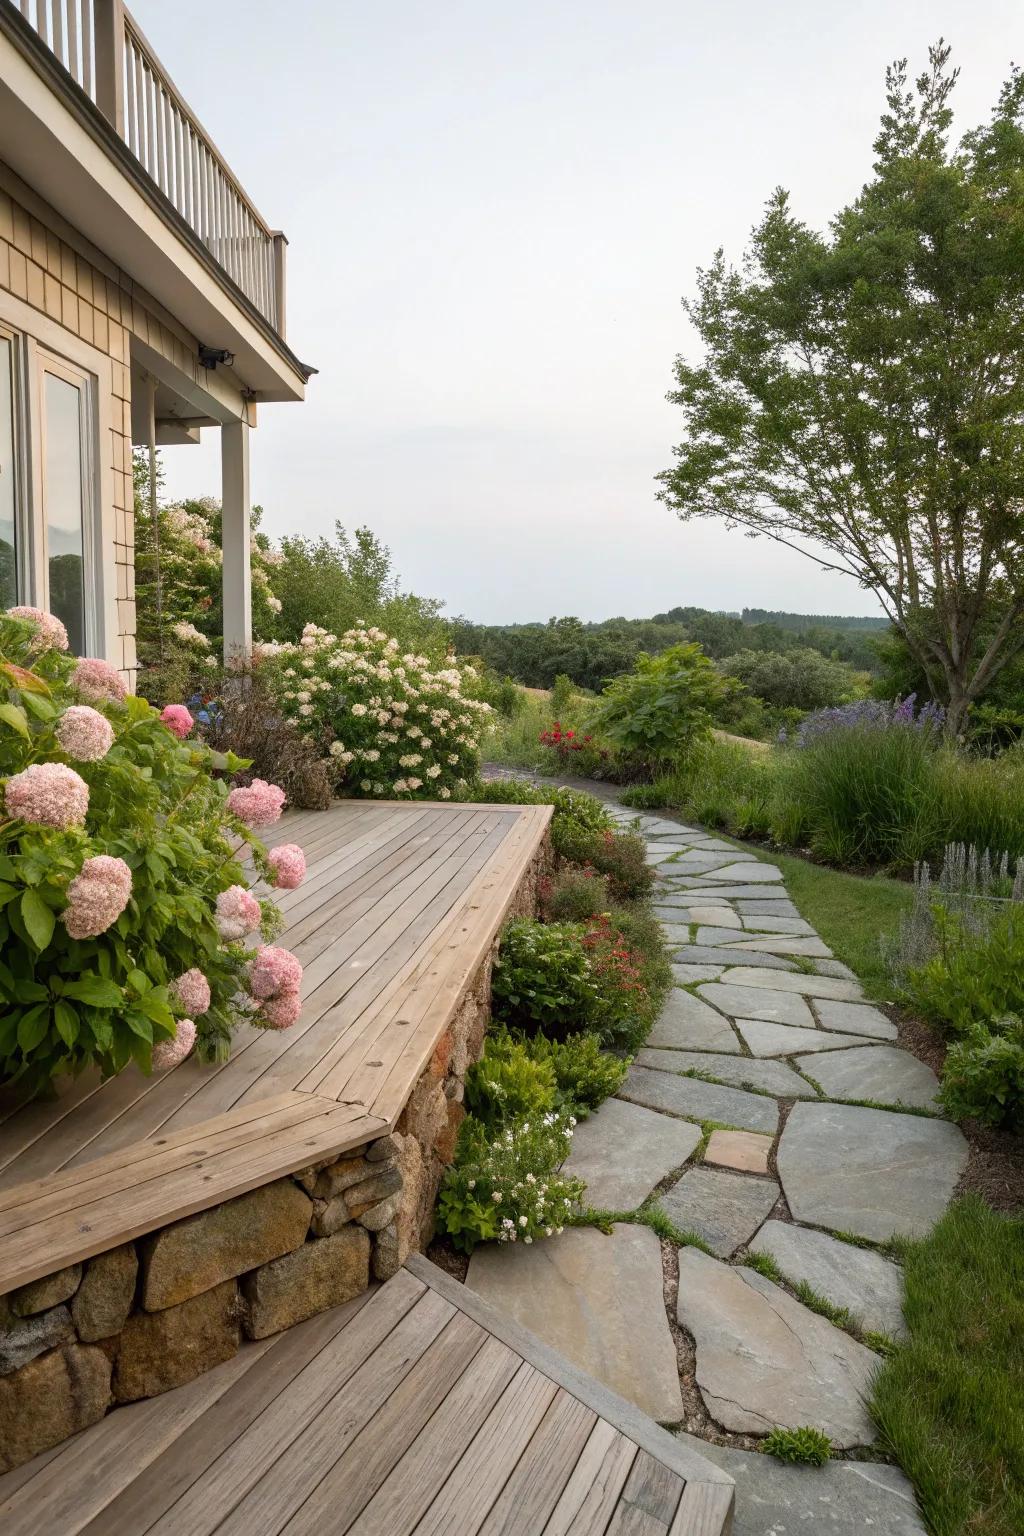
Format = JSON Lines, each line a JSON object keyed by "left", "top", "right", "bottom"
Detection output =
{"left": 0, "top": 609, "right": 305, "bottom": 1093}
{"left": 266, "top": 621, "right": 491, "bottom": 799}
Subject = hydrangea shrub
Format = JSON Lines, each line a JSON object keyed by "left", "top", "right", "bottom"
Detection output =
{"left": 266, "top": 622, "right": 491, "bottom": 798}
{"left": 0, "top": 610, "right": 305, "bottom": 1094}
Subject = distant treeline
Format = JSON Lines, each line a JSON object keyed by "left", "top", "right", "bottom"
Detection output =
{"left": 450, "top": 608, "right": 886, "bottom": 692}
{"left": 737, "top": 608, "right": 888, "bottom": 632}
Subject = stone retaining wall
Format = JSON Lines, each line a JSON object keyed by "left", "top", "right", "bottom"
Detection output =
{"left": 0, "top": 833, "right": 550, "bottom": 1472}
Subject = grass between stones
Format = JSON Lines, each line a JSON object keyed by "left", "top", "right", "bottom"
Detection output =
{"left": 870, "top": 1196, "right": 1024, "bottom": 1536}
{"left": 739, "top": 1252, "right": 897, "bottom": 1357}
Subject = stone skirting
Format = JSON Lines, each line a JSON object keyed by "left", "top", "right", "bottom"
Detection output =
{"left": 0, "top": 832, "right": 550, "bottom": 1473}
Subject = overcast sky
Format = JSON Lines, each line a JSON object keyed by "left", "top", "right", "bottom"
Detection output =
{"left": 134, "top": 0, "right": 1018, "bottom": 625}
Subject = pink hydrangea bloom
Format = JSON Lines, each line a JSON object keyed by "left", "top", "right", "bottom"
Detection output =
{"left": 260, "top": 987, "right": 302, "bottom": 1029}
{"left": 55, "top": 705, "right": 114, "bottom": 762}
{"left": 152, "top": 1017, "right": 197, "bottom": 1071}
{"left": 71, "top": 656, "right": 127, "bottom": 703}
{"left": 172, "top": 967, "right": 211, "bottom": 1016}
{"left": 266, "top": 843, "right": 306, "bottom": 890}
{"left": 226, "top": 777, "right": 286, "bottom": 828}
{"left": 160, "top": 704, "right": 194, "bottom": 739}
{"left": 214, "top": 884, "right": 262, "bottom": 941}
{"left": 4, "top": 762, "right": 89, "bottom": 828}
{"left": 247, "top": 945, "right": 303, "bottom": 1001}
{"left": 6, "top": 605, "right": 69, "bottom": 652}
{"left": 62, "top": 855, "right": 133, "bottom": 939}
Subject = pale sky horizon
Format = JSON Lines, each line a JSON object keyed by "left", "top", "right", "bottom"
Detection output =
{"left": 133, "top": 0, "right": 1019, "bottom": 626}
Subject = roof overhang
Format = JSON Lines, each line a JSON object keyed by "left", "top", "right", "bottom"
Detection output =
{"left": 0, "top": 11, "right": 312, "bottom": 403}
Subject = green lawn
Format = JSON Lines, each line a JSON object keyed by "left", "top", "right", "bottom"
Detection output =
{"left": 871, "top": 1198, "right": 1024, "bottom": 1536}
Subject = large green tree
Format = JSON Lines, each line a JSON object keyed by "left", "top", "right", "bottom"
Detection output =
{"left": 658, "top": 44, "right": 1024, "bottom": 735}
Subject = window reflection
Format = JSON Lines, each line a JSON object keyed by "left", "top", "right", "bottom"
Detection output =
{"left": 44, "top": 373, "right": 85, "bottom": 655}
{"left": 0, "top": 339, "right": 15, "bottom": 609}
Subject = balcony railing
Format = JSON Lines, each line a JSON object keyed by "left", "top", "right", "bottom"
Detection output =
{"left": 13, "top": 0, "right": 286, "bottom": 335}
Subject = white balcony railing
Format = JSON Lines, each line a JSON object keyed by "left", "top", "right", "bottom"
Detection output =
{"left": 13, "top": 0, "right": 286, "bottom": 335}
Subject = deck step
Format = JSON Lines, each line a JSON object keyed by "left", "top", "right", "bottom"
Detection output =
{"left": 0, "top": 1256, "right": 734, "bottom": 1535}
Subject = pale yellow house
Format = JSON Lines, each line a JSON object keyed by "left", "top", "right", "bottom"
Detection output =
{"left": 0, "top": 0, "right": 311, "bottom": 678}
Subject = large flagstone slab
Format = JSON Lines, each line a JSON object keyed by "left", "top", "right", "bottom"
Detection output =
{"left": 662, "top": 882, "right": 802, "bottom": 900}
{"left": 717, "top": 967, "right": 864, "bottom": 1002}
{"left": 777, "top": 1101, "right": 968, "bottom": 1240}
{"left": 647, "top": 990, "right": 740, "bottom": 1052}
{"left": 676, "top": 1249, "right": 877, "bottom": 1446}
{"left": 671, "top": 962, "right": 727, "bottom": 984}
{"left": 671, "top": 947, "right": 798, "bottom": 973}
{"left": 733, "top": 898, "right": 800, "bottom": 918}
{"left": 703, "top": 862, "right": 783, "bottom": 882}
{"left": 636, "top": 1048, "right": 817, "bottom": 1098}
{"left": 814, "top": 999, "right": 898, "bottom": 1040}
{"left": 694, "top": 925, "right": 758, "bottom": 947}
{"left": 677, "top": 1434, "right": 927, "bottom": 1534}
{"left": 659, "top": 1167, "right": 779, "bottom": 1256}
{"left": 698, "top": 983, "right": 815, "bottom": 1028}
{"left": 724, "top": 934, "right": 833, "bottom": 958}
{"left": 563, "top": 1097, "right": 701, "bottom": 1211}
{"left": 750, "top": 1220, "right": 907, "bottom": 1339}
{"left": 620, "top": 1065, "right": 778, "bottom": 1133}
{"left": 738, "top": 914, "right": 816, "bottom": 935}
{"left": 467, "top": 1224, "right": 684, "bottom": 1422}
{"left": 798, "top": 1045, "right": 941, "bottom": 1110}
{"left": 736, "top": 1020, "right": 867, "bottom": 1058}
{"left": 678, "top": 906, "right": 742, "bottom": 928}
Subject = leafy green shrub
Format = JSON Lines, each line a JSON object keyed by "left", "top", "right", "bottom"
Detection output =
{"left": 437, "top": 1111, "right": 584, "bottom": 1252}
{"left": 491, "top": 919, "right": 599, "bottom": 1037}
{"left": 0, "top": 611, "right": 299, "bottom": 1092}
{"left": 940, "top": 1019, "right": 1024, "bottom": 1129}
{"left": 493, "top": 913, "right": 663, "bottom": 1051}
{"left": 761, "top": 1426, "right": 832, "bottom": 1466}
{"left": 904, "top": 907, "right": 1024, "bottom": 1035}
{"left": 554, "top": 824, "right": 654, "bottom": 901}
{"left": 463, "top": 777, "right": 613, "bottom": 837}
{"left": 540, "top": 865, "right": 612, "bottom": 922}
{"left": 526, "top": 1030, "right": 628, "bottom": 1115}
{"left": 719, "top": 648, "right": 858, "bottom": 711}
{"left": 588, "top": 643, "right": 739, "bottom": 776}
{"left": 464, "top": 1029, "right": 557, "bottom": 1130}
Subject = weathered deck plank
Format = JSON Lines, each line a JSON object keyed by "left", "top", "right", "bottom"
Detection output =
{"left": 0, "top": 801, "right": 550, "bottom": 1290}
{"left": 0, "top": 1258, "right": 735, "bottom": 1535}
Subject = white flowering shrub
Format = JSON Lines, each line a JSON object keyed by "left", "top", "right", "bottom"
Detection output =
{"left": 437, "top": 1110, "right": 584, "bottom": 1252}
{"left": 268, "top": 623, "right": 491, "bottom": 799}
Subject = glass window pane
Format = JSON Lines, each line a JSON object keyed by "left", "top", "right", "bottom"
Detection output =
{"left": 44, "top": 372, "right": 86, "bottom": 655}
{"left": 0, "top": 339, "right": 16, "bottom": 610}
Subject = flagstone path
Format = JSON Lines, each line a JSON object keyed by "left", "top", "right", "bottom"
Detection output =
{"left": 468, "top": 801, "right": 971, "bottom": 1533}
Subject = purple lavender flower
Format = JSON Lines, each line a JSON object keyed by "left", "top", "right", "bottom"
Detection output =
{"left": 793, "top": 695, "right": 945, "bottom": 747}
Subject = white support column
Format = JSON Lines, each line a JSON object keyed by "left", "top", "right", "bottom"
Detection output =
{"left": 221, "top": 419, "right": 251, "bottom": 664}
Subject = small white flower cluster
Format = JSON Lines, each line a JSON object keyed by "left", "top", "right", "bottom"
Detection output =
{"left": 453, "top": 1111, "right": 583, "bottom": 1247}
{"left": 267, "top": 622, "right": 490, "bottom": 800}
{"left": 172, "top": 620, "right": 210, "bottom": 649}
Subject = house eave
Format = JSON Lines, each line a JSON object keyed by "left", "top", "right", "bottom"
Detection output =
{"left": 0, "top": 8, "right": 314, "bottom": 403}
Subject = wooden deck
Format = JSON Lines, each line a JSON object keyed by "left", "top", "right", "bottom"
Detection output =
{"left": 0, "top": 1255, "right": 735, "bottom": 1535}
{"left": 0, "top": 801, "right": 551, "bottom": 1293}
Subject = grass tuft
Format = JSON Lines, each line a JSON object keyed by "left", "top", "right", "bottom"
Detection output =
{"left": 761, "top": 1425, "right": 833, "bottom": 1466}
